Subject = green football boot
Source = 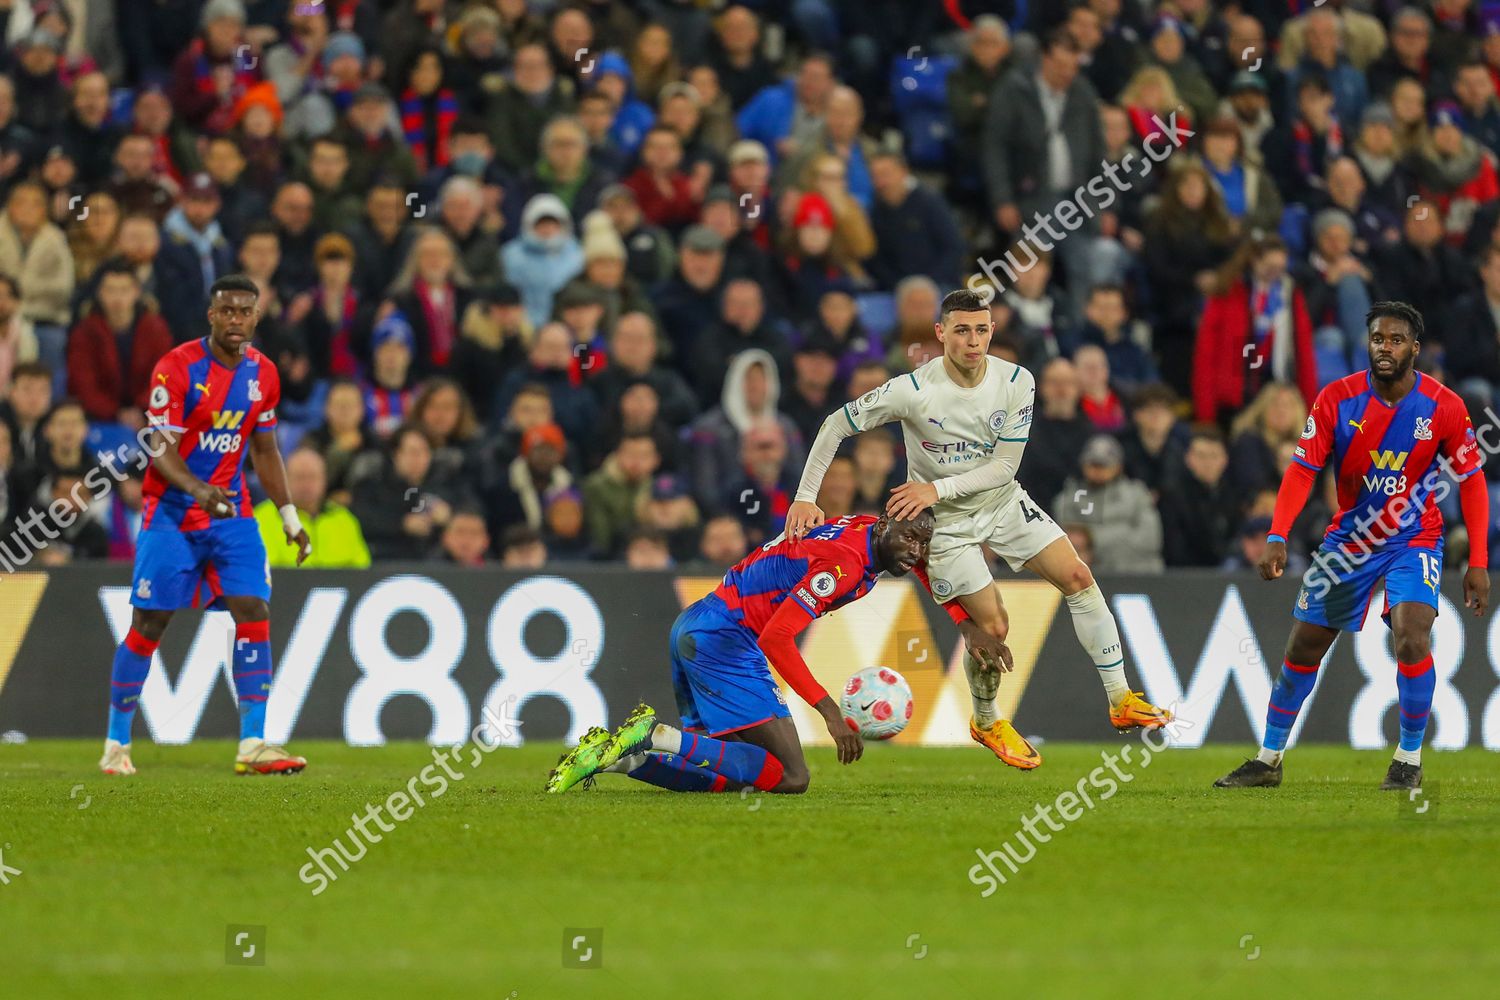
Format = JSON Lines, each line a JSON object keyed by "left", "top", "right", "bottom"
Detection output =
{"left": 597, "top": 703, "right": 660, "bottom": 772}
{"left": 544, "top": 726, "right": 612, "bottom": 793}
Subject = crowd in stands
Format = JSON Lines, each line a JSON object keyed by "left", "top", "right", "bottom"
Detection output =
{"left": 2, "top": 0, "right": 1500, "bottom": 574}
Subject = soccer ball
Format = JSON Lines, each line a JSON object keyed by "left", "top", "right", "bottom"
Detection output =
{"left": 840, "top": 666, "right": 914, "bottom": 740}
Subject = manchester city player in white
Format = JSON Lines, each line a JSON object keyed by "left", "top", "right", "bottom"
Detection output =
{"left": 787, "top": 288, "right": 1171, "bottom": 768}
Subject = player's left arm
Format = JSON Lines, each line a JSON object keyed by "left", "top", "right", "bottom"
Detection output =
{"left": 247, "top": 372, "right": 311, "bottom": 565}
{"left": 1443, "top": 405, "right": 1489, "bottom": 615}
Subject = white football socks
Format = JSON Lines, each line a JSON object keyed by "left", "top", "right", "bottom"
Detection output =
{"left": 1394, "top": 747, "right": 1422, "bottom": 766}
{"left": 1256, "top": 747, "right": 1283, "bottom": 767}
{"left": 1065, "top": 583, "right": 1130, "bottom": 703}
{"left": 964, "top": 652, "right": 999, "bottom": 728}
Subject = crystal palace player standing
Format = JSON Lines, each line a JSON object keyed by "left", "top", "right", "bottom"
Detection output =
{"left": 99, "top": 275, "right": 312, "bottom": 776}
{"left": 1217, "top": 302, "right": 1489, "bottom": 792}
{"left": 545, "top": 510, "right": 1011, "bottom": 795}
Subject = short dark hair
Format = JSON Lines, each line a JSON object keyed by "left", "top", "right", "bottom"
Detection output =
{"left": 886, "top": 506, "right": 937, "bottom": 531}
{"left": 1188, "top": 423, "right": 1226, "bottom": 447}
{"left": 452, "top": 114, "right": 489, "bottom": 139}
{"left": 500, "top": 524, "right": 543, "bottom": 553}
{"left": 242, "top": 220, "right": 280, "bottom": 243}
{"left": 1042, "top": 26, "right": 1081, "bottom": 54}
{"left": 1130, "top": 382, "right": 1180, "bottom": 412}
{"left": 1089, "top": 282, "right": 1127, "bottom": 302}
{"left": 941, "top": 287, "right": 990, "bottom": 319}
{"left": 95, "top": 260, "right": 139, "bottom": 284}
{"left": 1366, "top": 300, "right": 1424, "bottom": 341}
{"left": 11, "top": 360, "right": 50, "bottom": 382}
{"left": 1297, "top": 72, "right": 1332, "bottom": 97}
{"left": 208, "top": 274, "right": 258, "bottom": 299}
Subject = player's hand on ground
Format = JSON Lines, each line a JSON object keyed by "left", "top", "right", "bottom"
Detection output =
{"left": 786, "top": 500, "right": 824, "bottom": 539}
{"left": 1464, "top": 565, "right": 1489, "bottom": 616}
{"left": 817, "top": 698, "right": 863, "bottom": 765}
{"left": 192, "top": 483, "right": 237, "bottom": 518}
{"left": 959, "top": 621, "right": 1013, "bottom": 674}
{"left": 1259, "top": 540, "right": 1287, "bottom": 581}
{"left": 886, "top": 482, "right": 938, "bottom": 522}
{"left": 286, "top": 526, "right": 312, "bottom": 566}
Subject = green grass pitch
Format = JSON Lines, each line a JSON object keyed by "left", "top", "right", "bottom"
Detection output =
{"left": 2, "top": 740, "right": 1498, "bottom": 999}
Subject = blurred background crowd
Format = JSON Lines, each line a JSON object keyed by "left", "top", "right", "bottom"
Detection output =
{"left": 2, "top": 0, "right": 1500, "bottom": 574}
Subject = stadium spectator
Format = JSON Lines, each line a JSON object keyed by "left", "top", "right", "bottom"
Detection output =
{"left": 362, "top": 312, "right": 417, "bottom": 438}
{"left": 436, "top": 176, "right": 501, "bottom": 291}
{"left": 1065, "top": 284, "right": 1158, "bottom": 399}
{"left": 410, "top": 377, "right": 480, "bottom": 480}
{"left": 18, "top": 397, "right": 95, "bottom": 510}
{"left": 724, "top": 139, "right": 772, "bottom": 247}
{"left": 485, "top": 420, "right": 573, "bottom": 538}
{"left": 553, "top": 282, "right": 609, "bottom": 375}
{"left": 687, "top": 347, "right": 804, "bottom": 512}
{"left": 637, "top": 472, "right": 701, "bottom": 563}
{"left": 587, "top": 51, "right": 655, "bottom": 161}
{"left": 170, "top": 0, "right": 260, "bottom": 135}
{"left": 1074, "top": 344, "right": 1125, "bottom": 434}
{"left": 1158, "top": 426, "right": 1239, "bottom": 568}
{"left": 502, "top": 194, "right": 584, "bottom": 328}
{"left": 656, "top": 81, "right": 717, "bottom": 201}
{"left": 624, "top": 124, "right": 698, "bottom": 232}
{"left": 521, "top": 116, "right": 609, "bottom": 228}
{"left": 850, "top": 429, "right": 898, "bottom": 514}
{"left": 698, "top": 183, "right": 773, "bottom": 291}
{"left": 25, "top": 466, "right": 108, "bottom": 564}
{"left": 0, "top": 180, "right": 73, "bottom": 383}
{"left": 707, "top": 6, "right": 777, "bottom": 111}
{"left": 388, "top": 226, "right": 475, "bottom": 377}
{"left": 66, "top": 262, "right": 172, "bottom": 425}
{"left": 736, "top": 51, "right": 834, "bottom": 167}
{"left": 1001, "top": 248, "right": 1074, "bottom": 376}
{"left": 697, "top": 511, "right": 747, "bottom": 567}
{"left": 887, "top": 275, "right": 943, "bottom": 372}
{"left": 591, "top": 310, "right": 695, "bottom": 427}
{"left": 350, "top": 423, "right": 466, "bottom": 561}
{"left": 108, "top": 135, "right": 174, "bottom": 223}
{"left": 1281, "top": 8, "right": 1367, "bottom": 129}
{"left": 1147, "top": 16, "right": 1217, "bottom": 127}
{"left": 499, "top": 523, "right": 548, "bottom": 569}
{"left": 1368, "top": 7, "right": 1442, "bottom": 102}
{"left": 690, "top": 277, "right": 789, "bottom": 407}
{"left": 1201, "top": 116, "right": 1283, "bottom": 237}
{"left": 721, "top": 418, "right": 796, "bottom": 546}
{"left": 947, "top": 16, "right": 1014, "bottom": 174}
{"left": 1295, "top": 208, "right": 1377, "bottom": 378}
{"left": 867, "top": 151, "right": 963, "bottom": 292}
{"left": 780, "top": 340, "right": 842, "bottom": 446}
{"left": 253, "top": 447, "right": 371, "bottom": 569}
{"left": 1227, "top": 381, "right": 1309, "bottom": 500}
{"left": 299, "top": 378, "right": 379, "bottom": 506}
{"left": 1453, "top": 60, "right": 1500, "bottom": 156}
{"left": 435, "top": 508, "right": 492, "bottom": 567}
{"left": 1441, "top": 244, "right": 1500, "bottom": 402}
{"left": 1118, "top": 382, "right": 1188, "bottom": 500}
{"left": 1317, "top": 156, "right": 1399, "bottom": 256}
{"left": 815, "top": 453, "right": 857, "bottom": 520}
{"left": 493, "top": 321, "right": 596, "bottom": 444}
{"left": 337, "top": 83, "right": 418, "bottom": 192}
{"left": 485, "top": 42, "right": 574, "bottom": 174}
{"left": 1373, "top": 199, "right": 1474, "bottom": 345}
{"left": 623, "top": 524, "right": 673, "bottom": 569}
{"left": 541, "top": 484, "right": 589, "bottom": 561}
{"left": 342, "top": 187, "right": 408, "bottom": 304}
{"left": 1264, "top": 73, "right": 1344, "bottom": 207}
{"left": 285, "top": 234, "right": 372, "bottom": 381}
{"left": 600, "top": 183, "right": 674, "bottom": 288}
{"left": 1410, "top": 101, "right": 1500, "bottom": 247}
{"left": 0, "top": 362, "right": 51, "bottom": 482}
{"left": 583, "top": 430, "right": 659, "bottom": 559}
{"left": 1193, "top": 235, "right": 1318, "bottom": 427}
{"left": 0, "top": 276, "right": 37, "bottom": 395}
{"left": 1020, "top": 357, "right": 1093, "bottom": 518}
{"left": 67, "top": 191, "right": 124, "bottom": 288}
{"left": 1219, "top": 67, "right": 1275, "bottom": 168}
{"left": 630, "top": 23, "right": 683, "bottom": 110}
{"left": 1051, "top": 433, "right": 1164, "bottom": 575}
{"left": 786, "top": 84, "right": 874, "bottom": 212}
{"left": 1222, "top": 515, "right": 1275, "bottom": 572}
{"left": 1142, "top": 161, "right": 1240, "bottom": 395}
{"left": 156, "top": 173, "right": 233, "bottom": 342}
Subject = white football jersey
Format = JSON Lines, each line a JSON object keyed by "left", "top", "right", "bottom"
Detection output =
{"left": 841, "top": 356, "right": 1035, "bottom": 523}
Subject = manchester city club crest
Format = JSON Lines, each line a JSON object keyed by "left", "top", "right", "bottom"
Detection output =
{"left": 932, "top": 578, "right": 953, "bottom": 598}
{"left": 988, "top": 410, "right": 1007, "bottom": 433}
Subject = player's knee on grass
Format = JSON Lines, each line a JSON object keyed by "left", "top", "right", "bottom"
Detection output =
{"left": 771, "top": 766, "right": 810, "bottom": 794}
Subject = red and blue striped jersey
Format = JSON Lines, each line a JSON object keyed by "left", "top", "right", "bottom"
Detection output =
{"left": 142, "top": 338, "right": 281, "bottom": 532}
{"left": 713, "top": 514, "right": 884, "bottom": 634}
{"left": 1293, "top": 371, "right": 1481, "bottom": 550}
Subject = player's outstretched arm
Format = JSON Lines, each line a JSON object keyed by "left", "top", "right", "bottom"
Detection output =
{"left": 1263, "top": 461, "right": 1318, "bottom": 580}
{"left": 249, "top": 431, "right": 312, "bottom": 565}
{"left": 789, "top": 412, "right": 855, "bottom": 538}
{"left": 755, "top": 598, "right": 863, "bottom": 764}
{"left": 147, "top": 428, "right": 237, "bottom": 518}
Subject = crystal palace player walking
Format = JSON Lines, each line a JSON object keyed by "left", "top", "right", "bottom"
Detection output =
{"left": 1217, "top": 302, "right": 1489, "bottom": 792}
{"left": 546, "top": 510, "right": 1010, "bottom": 794}
{"left": 100, "top": 275, "right": 312, "bottom": 776}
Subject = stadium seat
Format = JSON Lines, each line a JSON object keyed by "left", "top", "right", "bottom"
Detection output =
{"left": 87, "top": 422, "right": 140, "bottom": 467}
{"left": 1279, "top": 203, "right": 1310, "bottom": 259}
{"left": 889, "top": 53, "right": 957, "bottom": 169}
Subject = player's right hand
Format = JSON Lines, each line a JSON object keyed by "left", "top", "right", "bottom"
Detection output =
{"left": 818, "top": 700, "right": 863, "bottom": 765}
{"left": 785, "top": 500, "right": 825, "bottom": 540}
{"left": 192, "top": 483, "right": 237, "bottom": 518}
{"left": 1259, "top": 540, "right": 1287, "bottom": 581}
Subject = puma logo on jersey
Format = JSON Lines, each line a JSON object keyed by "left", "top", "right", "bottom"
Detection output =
{"left": 1348, "top": 418, "right": 1366, "bottom": 432}
{"left": 927, "top": 417, "right": 946, "bottom": 430}
{"left": 194, "top": 382, "right": 212, "bottom": 395}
